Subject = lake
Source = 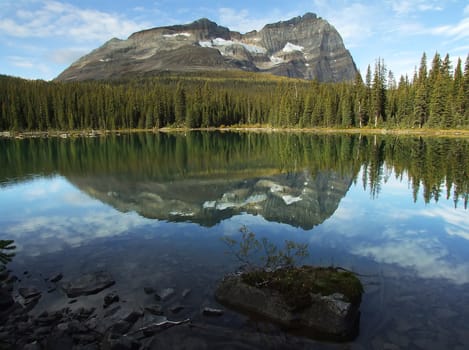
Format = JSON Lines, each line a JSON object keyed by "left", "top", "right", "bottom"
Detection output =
{"left": 1, "top": 132, "right": 468, "bottom": 349}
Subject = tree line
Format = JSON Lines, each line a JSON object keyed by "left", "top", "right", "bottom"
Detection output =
{"left": 1, "top": 52, "right": 468, "bottom": 131}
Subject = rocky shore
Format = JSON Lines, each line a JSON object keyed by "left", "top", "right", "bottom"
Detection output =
{"left": 0, "top": 266, "right": 330, "bottom": 349}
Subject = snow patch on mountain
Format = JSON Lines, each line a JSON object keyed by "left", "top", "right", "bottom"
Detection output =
{"left": 199, "top": 38, "right": 266, "bottom": 54}
{"left": 282, "top": 42, "right": 304, "bottom": 53}
{"left": 270, "top": 56, "right": 284, "bottom": 65}
{"left": 163, "top": 32, "right": 192, "bottom": 38}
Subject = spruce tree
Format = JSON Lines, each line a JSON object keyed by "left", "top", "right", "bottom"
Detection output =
{"left": 353, "top": 71, "right": 366, "bottom": 127}
{"left": 371, "top": 58, "right": 387, "bottom": 127}
{"left": 464, "top": 54, "right": 469, "bottom": 123}
{"left": 453, "top": 58, "right": 464, "bottom": 125}
{"left": 413, "top": 53, "right": 428, "bottom": 127}
{"left": 174, "top": 82, "right": 186, "bottom": 127}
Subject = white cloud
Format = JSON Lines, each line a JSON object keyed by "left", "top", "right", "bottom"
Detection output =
{"left": 451, "top": 44, "right": 469, "bottom": 54}
{"left": 0, "top": 18, "right": 31, "bottom": 37}
{"left": 387, "top": 0, "right": 444, "bottom": 15}
{"left": 7, "top": 56, "right": 35, "bottom": 68}
{"left": 387, "top": 21, "right": 425, "bottom": 36}
{"left": 0, "top": 0, "right": 151, "bottom": 42}
{"left": 308, "top": 2, "right": 377, "bottom": 49}
{"left": 4, "top": 54, "right": 54, "bottom": 79}
{"left": 327, "top": 3, "right": 375, "bottom": 46}
{"left": 431, "top": 17, "right": 469, "bottom": 40}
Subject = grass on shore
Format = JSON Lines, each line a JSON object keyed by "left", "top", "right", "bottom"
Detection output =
{"left": 2, "top": 125, "right": 469, "bottom": 139}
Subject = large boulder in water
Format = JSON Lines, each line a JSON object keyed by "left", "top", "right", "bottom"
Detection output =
{"left": 215, "top": 266, "right": 362, "bottom": 340}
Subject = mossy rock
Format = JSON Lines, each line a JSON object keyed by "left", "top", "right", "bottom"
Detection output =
{"left": 215, "top": 266, "right": 363, "bottom": 340}
{"left": 241, "top": 266, "right": 363, "bottom": 310}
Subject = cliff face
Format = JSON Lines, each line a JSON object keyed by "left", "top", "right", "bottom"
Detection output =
{"left": 55, "top": 13, "right": 357, "bottom": 82}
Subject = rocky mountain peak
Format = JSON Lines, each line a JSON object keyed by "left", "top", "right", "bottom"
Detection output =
{"left": 263, "top": 12, "right": 318, "bottom": 29}
{"left": 55, "top": 13, "right": 357, "bottom": 82}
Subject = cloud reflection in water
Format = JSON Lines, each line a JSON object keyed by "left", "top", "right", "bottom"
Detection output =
{"left": 2, "top": 170, "right": 469, "bottom": 285}
{"left": 317, "top": 171, "right": 469, "bottom": 284}
{"left": 3, "top": 176, "right": 152, "bottom": 256}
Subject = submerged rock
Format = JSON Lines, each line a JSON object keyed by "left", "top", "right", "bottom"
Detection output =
{"left": 156, "top": 288, "right": 175, "bottom": 301}
{"left": 48, "top": 273, "right": 63, "bottom": 283}
{"left": 145, "top": 304, "right": 164, "bottom": 316}
{"left": 181, "top": 288, "right": 192, "bottom": 298}
{"left": 61, "top": 271, "right": 115, "bottom": 298}
{"left": 144, "top": 286, "right": 155, "bottom": 295}
{"left": 103, "top": 292, "right": 120, "bottom": 308}
{"left": 19, "top": 287, "right": 41, "bottom": 299}
{"left": 215, "top": 266, "right": 362, "bottom": 340}
{"left": 202, "top": 307, "right": 224, "bottom": 317}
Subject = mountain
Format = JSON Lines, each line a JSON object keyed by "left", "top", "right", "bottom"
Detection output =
{"left": 55, "top": 13, "right": 357, "bottom": 82}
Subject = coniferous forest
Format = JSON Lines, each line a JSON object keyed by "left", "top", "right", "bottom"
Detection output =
{"left": 1, "top": 52, "right": 468, "bottom": 131}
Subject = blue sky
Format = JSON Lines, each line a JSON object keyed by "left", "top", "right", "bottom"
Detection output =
{"left": 1, "top": 0, "right": 468, "bottom": 81}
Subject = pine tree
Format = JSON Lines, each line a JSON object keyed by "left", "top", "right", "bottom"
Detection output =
{"left": 453, "top": 58, "right": 465, "bottom": 125}
{"left": 395, "top": 75, "right": 413, "bottom": 126}
{"left": 428, "top": 52, "right": 444, "bottom": 127}
{"left": 371, "top": 58, "right": 387, "bottom": 127}
{"left": 302, "top": 94, "right": 313, "bottom": 128}
{"left": 440, "top": 54, "right": 453, "bottom": 127}
{"left": 385, "top": 70, "right": 398, "bottom": 125}
{"left": 363, "top": 65, "right": 373, "bottom": 126}
{"left": 413, "top": 53, "right": 428, "bottom": 127}
{"left": 340, "top": 85, "right": 354, "bottom": 127}
{"left": 464, "top": 54, "right": 469, "bottom": 124}
{"left": 353, "top": 71, "right": 366, "bottom": 127}
{"left": 174, "top": 82, "right": 186, "bottom": 127}
{"left": 428, "top": 52, "right": 441, "bottom": 88}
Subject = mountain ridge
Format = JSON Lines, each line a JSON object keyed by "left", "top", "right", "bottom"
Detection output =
{"left": 55, "top": 13, "right": 358, "bottom": 82}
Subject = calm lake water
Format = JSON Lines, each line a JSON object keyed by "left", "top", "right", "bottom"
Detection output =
{"left": 1, "top": 132, "right": 469, "bottom": 349}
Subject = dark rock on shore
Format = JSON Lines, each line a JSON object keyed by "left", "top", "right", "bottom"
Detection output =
{"left": 61, "top": 271, "right": 115, "bottom": 298}
{"left": 0, "top": 293, "right": 146, "bottom": 350}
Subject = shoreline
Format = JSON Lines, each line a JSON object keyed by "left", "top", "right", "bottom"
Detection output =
{"left": 2, "top": 126, "right": 469, "bottom": 139}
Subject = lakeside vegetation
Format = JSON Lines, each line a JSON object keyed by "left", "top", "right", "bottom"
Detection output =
{"left": 1, "top": 52, "right": 468, "bottom": 132}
